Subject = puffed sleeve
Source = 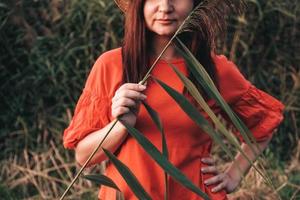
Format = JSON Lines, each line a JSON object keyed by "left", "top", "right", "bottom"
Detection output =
{"left": 215, "top": 55, "right": 285, "bottom": 142}
{"left": 63, "top": 57, "right": 112, "bottom": 149}
{"left": 230, "top": 85, "right": 284, "bottom": 142}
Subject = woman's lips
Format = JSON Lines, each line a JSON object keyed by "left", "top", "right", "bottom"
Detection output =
{"left": 156, "top": 19, "right": 176, "bottom": 25}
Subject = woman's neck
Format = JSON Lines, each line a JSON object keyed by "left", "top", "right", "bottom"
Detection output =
{"left": 150, "top": 35, "right": 181, "bottom": 61}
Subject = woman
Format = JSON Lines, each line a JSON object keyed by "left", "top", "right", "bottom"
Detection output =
{"left": 63, "top": 0, "right": 285, "bottom": 199}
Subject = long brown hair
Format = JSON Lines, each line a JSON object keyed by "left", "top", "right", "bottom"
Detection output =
{"left": 122, "top": 0, "right": 218, "bottom": 92}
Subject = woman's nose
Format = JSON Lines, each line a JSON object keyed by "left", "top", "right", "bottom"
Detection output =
{"left": 158, "top": 0, "right": 174, "bottom": 13}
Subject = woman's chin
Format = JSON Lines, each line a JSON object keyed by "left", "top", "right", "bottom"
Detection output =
{"left": 152, "top": 30, "right": 177, "bottom": 37}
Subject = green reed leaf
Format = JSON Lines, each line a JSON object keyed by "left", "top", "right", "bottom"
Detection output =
{"left": 142, "top": 102, "right": 169, "bottom": 159}
{"left": 142, "top": 101, "right": 169, "bottom": 200}
{"left": 174, "top": 37, "right": 271, "bottom": 184}
{"left": 175, "top": 37, "right": 257, "bottom": 149}
{"left": 153, "top": 77, "right": 235, "bottom": 161}
{"left": 169, "top": 63, "right": 239, "bottom": 145}
{"left": 120, "top": 121, "right": 210, "bottom": 200}
{"left": 169, "top": 63, "right": 264, "bottom": 176}
{"left": 83, "top": 174, "right": 120, "bottom": 191}
{"left": 102, "top": 148, "right": 152, "bottom": 200}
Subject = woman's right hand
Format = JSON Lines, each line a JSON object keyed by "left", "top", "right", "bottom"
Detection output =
{"left": 111, "top": 83, "right": 147, "bottom": 127}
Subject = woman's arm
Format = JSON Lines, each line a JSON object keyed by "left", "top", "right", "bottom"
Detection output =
{"left": 201, "top": 136, "right": 272, "bottom": 193}
{"left": 75, "top": 83, "right": 147, "bottom": 167}
{"left": 75, "top": 120, "right": 128, "bottom": 167}
{"left": 223, "top": 138, "right": 271, "bottom": 192}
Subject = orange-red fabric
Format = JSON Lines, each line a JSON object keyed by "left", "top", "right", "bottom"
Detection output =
{"left": 63, "top": 48, "right": 284, "bottom": 200}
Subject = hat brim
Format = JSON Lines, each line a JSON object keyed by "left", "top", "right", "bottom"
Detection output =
{"left": 114, "top": 0, "right": 128, "bottom": 12}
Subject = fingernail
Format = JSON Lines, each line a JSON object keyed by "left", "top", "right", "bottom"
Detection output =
{"left": 212, "top": 189, "right": 216, "bottom": 193}
{"left": 142, "top": 95, "right": 147, "bottom": 99}
{"left": 201, "top": 168, "right": 205, "bottom": 172}
{"left": 140, "top": 85, "right": 146, "bottom": 89}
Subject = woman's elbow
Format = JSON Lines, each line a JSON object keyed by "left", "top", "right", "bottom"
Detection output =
{"left": 74, "top": 146, "right": 106, "bottom": 167}
{"left": 75, "top": 147, "right": 87, "bottom": 167}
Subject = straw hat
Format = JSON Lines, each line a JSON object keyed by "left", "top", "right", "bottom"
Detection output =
{"left": 114, "top": 0, "right": 128, "bottom": 12}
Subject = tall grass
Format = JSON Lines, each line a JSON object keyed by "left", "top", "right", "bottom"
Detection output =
{"left": 0, "top": 0, "right": 122, "bottom": 198}
{"left": 0, "top": 0, "right": 299, "bottom": 199}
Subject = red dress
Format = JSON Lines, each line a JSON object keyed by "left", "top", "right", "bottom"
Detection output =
{"left": 63, "top": 48, "right": 284, "bottom": 200}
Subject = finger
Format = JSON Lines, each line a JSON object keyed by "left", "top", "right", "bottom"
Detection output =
{"left": 111, "top": 106, "right": 130, "bottom": 118}
{"left": 204, "top": 174, "right": 225, "bottom": 186}
{"left": 119, "top": 83, "right": 146, "bottom": 92}
{"left": 115, "top": 90, "right": 147, "bottom": 101}
{"left": 112, "top": 97, "right": 137, "bottom": 110}
{"left": 211, "top": 180, "right": 227, "bottom": 193}
{"left": 201, "top": 166, "right": 218, "bottom": 174}
{"left": 201, "top": 157, "right": 215, "bottom": 165}
{"left": 112, "top": 84, "right": 146, "bottom": 102}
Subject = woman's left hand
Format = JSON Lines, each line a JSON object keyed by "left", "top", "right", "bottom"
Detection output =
{"left": 201, "top": 157, "right": 241, "bottom": 194}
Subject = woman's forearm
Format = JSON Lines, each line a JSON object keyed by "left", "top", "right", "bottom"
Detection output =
{"left": 225, "top": 137, "right": 272, "bottom": 182}
{"left": 74, "top": 120, "right": 128, "bottom": 167}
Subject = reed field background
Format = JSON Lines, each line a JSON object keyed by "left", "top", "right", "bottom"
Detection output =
{"left": 0, "top": 0, "right": 299, "bottom": 199}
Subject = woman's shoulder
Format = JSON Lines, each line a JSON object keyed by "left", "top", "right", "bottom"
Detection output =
{"left": 98, "top": 47, "right": 122, "bottom": 62}
{"left": 83, "top": 47, "right": 123, "bottom": 96}
{"left": 90, "top": 47, "right": 123, "bottom": 81}
{"left": 94, "top": 47, "right": 123, "bottom": 70}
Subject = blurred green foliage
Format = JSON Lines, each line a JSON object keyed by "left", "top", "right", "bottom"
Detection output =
{"left": 0, "top": 0, "right": 299, "bottom": 199}
{"left": 223, "top": 0, "right": 300, "bottom": 163}
{"left": 0, "top": 0, "right": 123, "bottom": 155}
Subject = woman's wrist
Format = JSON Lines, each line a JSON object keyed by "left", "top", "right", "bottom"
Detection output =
{"left": 116, "top": 120, "right": 129, "bottom": 134}
{"left": 225, "top": 164, "right": 243, "bottom": 184}
{"left": 222, "top": 164, "right": 243, "bottom": 193}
